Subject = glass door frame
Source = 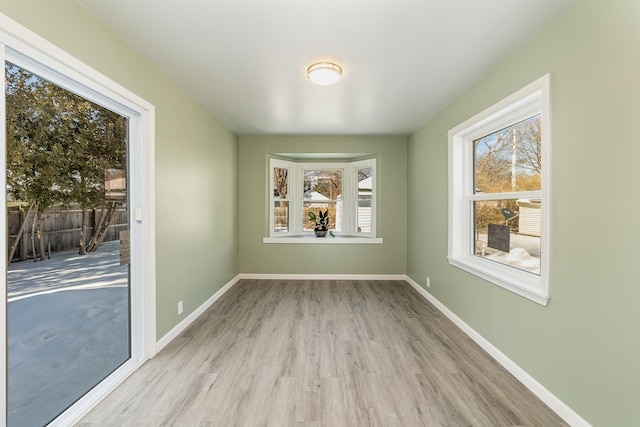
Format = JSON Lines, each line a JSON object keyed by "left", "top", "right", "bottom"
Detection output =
{"left": 0, "top": 13, "right": 156, "bottom": 426}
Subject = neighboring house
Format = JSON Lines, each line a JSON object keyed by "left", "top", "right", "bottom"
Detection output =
{"left": 357, "top": 177, "right": 372, "bottom": 233}
{"left": 517, "top": 198, "right": 541, "bottom": 237}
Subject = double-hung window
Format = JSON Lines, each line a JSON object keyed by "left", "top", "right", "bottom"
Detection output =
{"left": 448, "top": 75, "right": 551, "bottom": 305}
{"left": 269, "top": 157, "right": 376, "bottom": 238}
{"left": 272, "top": 162, "right": 292, "bottom": 233}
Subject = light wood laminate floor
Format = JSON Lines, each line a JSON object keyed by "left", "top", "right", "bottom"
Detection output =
{"left": 79, "top": 280, "right": 567, "bottom": 426}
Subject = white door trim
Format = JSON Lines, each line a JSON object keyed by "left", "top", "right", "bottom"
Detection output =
{"left": 0, "top": 11, "right": 156, "bottom": 425}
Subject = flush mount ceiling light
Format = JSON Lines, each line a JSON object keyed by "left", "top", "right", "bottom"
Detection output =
{"left": 307, "top": 62, "right": 342, "bottom": 86}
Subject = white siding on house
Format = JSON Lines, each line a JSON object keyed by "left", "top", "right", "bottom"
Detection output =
{"left": 517, "top": 199, "right": 541, "bottom": 237}
{"left": 357, "top": 207, "right": 372, "bottom": 232}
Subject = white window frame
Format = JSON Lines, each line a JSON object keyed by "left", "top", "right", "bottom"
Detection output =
{"left": 270, "top": 159, "right": 294, "bottom": 235}
{"left": 351, "top": 159, "right": 377, "bottom": 237}
{"left": 0, "top": 13, "right": 156, "bottom": 425}
{"left": 300, "top": 164, "right": 347, "bottom": 234}
{"left": 268, "top": 157, "right": 377, "bottom": 238}
{"left": 448, "top": 74, "right": 551, "bottom": 306}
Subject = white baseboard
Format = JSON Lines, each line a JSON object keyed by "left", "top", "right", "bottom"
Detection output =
{"left": 403, "top": 275, "right": 590, "bottom": 427}
{"left": 156, "top": 275, "right": 242, "bottom": 352}
{"left": 237, "top": 273, "right": 407, "bottom": 281}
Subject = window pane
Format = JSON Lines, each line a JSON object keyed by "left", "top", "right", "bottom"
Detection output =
{"left": 273, "top": 201, "right": 289, "bottom": 233}
{"left": 273, "top": 167, "right": 289, "bottom": 200}
{"left": 474, "top": 115, "right": 541, "bottom": 194}
{"left": 273, "top": 167, "right": 289, "bottom": 233}
{"left": 357, "top": 167, "right": 373, "bottom": 233}
{"left": 304, "top": 169, "right": 342, "bottom": 200}
{"left": 473, "top": 199, "right": 540, "bottom": 275}
{"left": 303, "top": 169, "right": 342, "bottom": 232}
{"left": 303, "top": 201, "right": 341, "bottom": 232}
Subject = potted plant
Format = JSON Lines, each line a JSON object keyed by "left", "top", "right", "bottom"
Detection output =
{"left": 308, "top": 210, "right": 330, "bottom": 237}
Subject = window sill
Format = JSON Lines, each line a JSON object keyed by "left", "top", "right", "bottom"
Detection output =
{"left": 263, "top": 235, "right": 383, "bottom": 244}
{"left": 447, "top": 255, "right": 549, "bottom": 306}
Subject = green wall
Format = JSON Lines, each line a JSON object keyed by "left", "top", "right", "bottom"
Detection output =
{"left": 239, "top": 136, "right": 406, "bottom": 274}
{"left": 0, "top": 0, "right": 239, "bottom": 339}
{"left": 407, "top": 0, "right": 640, "bottom": 425}
{"left": 3, "top": 0, "right": 638, "bottom": 425}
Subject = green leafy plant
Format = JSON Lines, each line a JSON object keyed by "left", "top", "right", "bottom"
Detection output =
{"left": 308, "top": 210, "right": 335, "bottom": 237}
{"left": 308, "top": 210, "right": 328, "bottom": 230}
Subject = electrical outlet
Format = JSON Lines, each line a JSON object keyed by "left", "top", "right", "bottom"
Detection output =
{"left": 426, "top": 277, "right": 431, "bottom": 288}
{"left": 178, "top": 301, "right": 183, "bottom": 315}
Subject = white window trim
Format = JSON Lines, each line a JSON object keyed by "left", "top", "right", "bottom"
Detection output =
{"left": 262, "top": 236, "right": 383, "bottom": 244}
{"left": 269, "top": 158, "right": 295, "bottom": 236}
{"left": 297, "top": 163, "right": 349, "bottom": 235}
{"left": 268, "top": 157, "right": 377, "bottom": 239}
{"left": 448, "top": 74, "right": 551, "bottom": 306}
{"left": 0, "top": 12, "right": 156, "bottom": 425}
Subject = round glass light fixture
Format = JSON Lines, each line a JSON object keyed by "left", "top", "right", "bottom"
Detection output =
{"left": 307, "top": 62, "right": 342, "bottom": 86}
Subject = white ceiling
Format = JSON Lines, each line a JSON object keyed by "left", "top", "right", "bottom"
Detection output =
{"left": 78, "top": 0, "right": 576, "bottom": 136}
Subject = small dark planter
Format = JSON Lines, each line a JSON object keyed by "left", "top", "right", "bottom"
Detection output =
{"left": 309, "top": 210, "right": 330, "bottom": 238}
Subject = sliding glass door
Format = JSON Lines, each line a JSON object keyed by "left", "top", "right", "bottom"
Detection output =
{"left": 5, "top": 61, "right": 131, "bottom": 426}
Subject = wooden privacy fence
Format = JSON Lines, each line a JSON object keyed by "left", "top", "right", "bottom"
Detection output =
{"left": 274, "top": 205, "right": 289, "bottom": 231}
{"left": 7, "top": 205, "right": 128, "bottom": 262}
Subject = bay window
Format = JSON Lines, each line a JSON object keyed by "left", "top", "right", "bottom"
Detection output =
{"left": 269, "top": 157, "right": 377, "bottom": 238}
